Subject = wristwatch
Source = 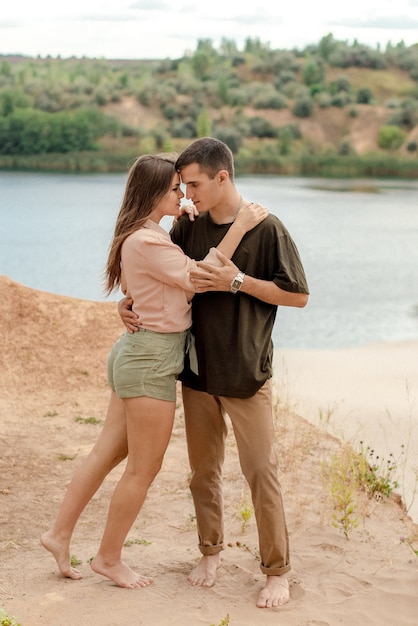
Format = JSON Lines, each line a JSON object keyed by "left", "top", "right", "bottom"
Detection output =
{"left": 230, "top": 271, "right": 245, "bottom": 294}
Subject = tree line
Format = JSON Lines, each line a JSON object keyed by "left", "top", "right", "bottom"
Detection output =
{"left": 0, "top": 34, "right": 417, "bottom": 173}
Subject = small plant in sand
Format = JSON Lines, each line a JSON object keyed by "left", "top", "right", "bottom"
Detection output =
{"left": 123, "top": 538, "right": 152, "bottom": 547}
{"left": 356, "top": 442, "right": 399, "bottom": 499}
{"left": 0, "top": 609, "right": 21, "bottom": 626}
{"left": 318, "top": 405, "right": 335, "bottom": 427}
{"left": 321, "top": 444, "right": 359, "bottom": 539}
{"left": 231, "top": 540, "right": 260, "bottom": 561}
{"left": 400, "top": 535, "right": 418, "bottom": 556}
{"left": 70, "top": 555, "right": 82, "bottom": 567}
{"left": 322, "top": 439, "right": 403, "bottom": 538}
{"left": 57, "top": 453, "right": 77, "bottom": 461}
{"left": 74, "top": 415, "right": 103, "bottom": 425}
{"left": 238, "top": 503, "right": 252, "bottom": 532}
{"left": 210, "top": 614, "right": 230, "bottom": 626}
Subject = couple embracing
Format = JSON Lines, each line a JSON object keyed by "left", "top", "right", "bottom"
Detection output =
{"left": 41, "top": 137, "right": 309, "bottom": 609}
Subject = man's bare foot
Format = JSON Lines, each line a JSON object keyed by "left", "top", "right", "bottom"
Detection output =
{"left": 40, "top": 531, "right": 83, "bottom": 580}
{"left": 256, "top": 575, "right": 290, "bottom": 608}
{"left": 188, "top": 553, "right": 220, "bottom": 587}
{"left": 91, "top": 554, "right": 153, "bottom": 589}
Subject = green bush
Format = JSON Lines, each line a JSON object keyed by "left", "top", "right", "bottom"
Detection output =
{"left": 331, "top": 92, "right": 349, "bottom": 107}
{"left": 377, "top": 125, "right": 406, "bottom": 150}
{"left": 278, "top": 124, "right": 301, "bottom": 140}
{"left": 316, "top": 92, "right": 332, "bottom": 108}
{"left": 247, "top": 116, "right": 277, "bottom": 138}
{"left": 0, "top": 107, "right": 118, "bottom": 155}
{"left": 0, "top": 88, "right": 32, "bottom": 116}
{"left": 214, "top": 127, "right": 243, "bottom": 154}
{"left": 329, "top": 75, "right": 352, "bottom": 93}
{"left": 338, "top": 138, "right": 356, "bottom": 156}
{"left": 253, "top": 89, "right": 287, "bottom": 110}
{"left": 386, "top": 98, "right": 418, "bottom": 129}
{"left": 302, "top": 58, "right": 325, "bottom": 86}
{"left": 169, "top": 117, "right": 196, "bottom": 138}
{"left": 292, "top": 95, "right": 314, "bottom": 118}
{"left": 274, "top": 69, "right": 296, "bottom": 89}
{"left": 356, "top": 87, "right": 373, "bottom": 104}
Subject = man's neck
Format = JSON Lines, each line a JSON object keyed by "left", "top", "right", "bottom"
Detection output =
{"left": 209, "top": 194, "right": 243, "bottom": 225}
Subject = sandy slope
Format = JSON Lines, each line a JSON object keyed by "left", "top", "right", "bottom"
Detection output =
{"left": 1, "top": 276, "right": 417, "bottom": 626}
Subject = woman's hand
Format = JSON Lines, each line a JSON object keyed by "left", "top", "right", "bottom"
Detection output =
{"left": 178, "top": 201, "right": 199, "bottom": 222}
{"left": 234, "top": 201, "right": 268, "bottom": 232}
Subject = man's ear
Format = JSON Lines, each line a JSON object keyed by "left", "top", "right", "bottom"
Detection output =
{"left": 217, "top": 169, "right": 229, "bottom": 184}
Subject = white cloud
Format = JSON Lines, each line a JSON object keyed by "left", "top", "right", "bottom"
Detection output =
{"left": 0, "top": 0, "right": 417, "bottom": 59}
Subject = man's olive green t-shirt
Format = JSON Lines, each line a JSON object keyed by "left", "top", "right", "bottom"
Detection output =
{"left": 171, "top": 212, "right": 309, "bottom": 398}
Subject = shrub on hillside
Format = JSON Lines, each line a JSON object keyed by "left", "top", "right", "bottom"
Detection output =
{"left": 302, "top": 58, "right": 325, "bottom": 86}
{"left": 377, "top": 125, "right": 406, "bottom": 150}
{"left": 356, "top": 87, "right": 373, "bottom": 104}
{"left": 292, "top": 95, "right": 314, "bottom": 118}
{"left": 253, "top": 89, "right": 287, "bottom": 110}
{"left": 386, "top": 99, "right": 418, "bottom": 129}
{"left": 331, "top": 92, "right": 350, "bottom": 107}
{"left": 213, "top": 126, "right": 243, "bottom": 154}
{"left": 0, "top": 107, "right": 113, "bottom": 154}
{"left": 329, "top": 76, "right": 352, "bottom": 94}
{"left": 338, "top": 138, "right": 356, "bottom": 156}
{"left": 274, "top": 70, "right": 297, "bottom": 89}
{"left": 247, "top": 116, "right": 277, "bottom": 138}
{"left": 169, "top": 117, "right": 196, "bottom": 138}
{"left": 316, "top": 92, "right": 332, "bottom": 108}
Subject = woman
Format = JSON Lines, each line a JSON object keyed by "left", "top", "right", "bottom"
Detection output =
{"left": 41, "top": 153, "right": 267, "bottom": 589}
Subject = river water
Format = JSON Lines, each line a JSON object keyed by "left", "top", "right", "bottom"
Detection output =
{"left": 1, "top": 171, "right": 417, "bottom": 350}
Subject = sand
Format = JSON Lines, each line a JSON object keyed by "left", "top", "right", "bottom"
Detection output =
{"left": 1, "top": 276, "right": 418, "bottom": 626}
{"left": 275, "top": 341, "right": 418, "bottom": 522}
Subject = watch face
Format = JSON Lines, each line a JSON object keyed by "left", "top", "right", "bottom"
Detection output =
{"left": 230, "top": 272, "right": 244, "bottom": 293}
{"left": 231, "top": 276, "right": 243, "bottom": 292}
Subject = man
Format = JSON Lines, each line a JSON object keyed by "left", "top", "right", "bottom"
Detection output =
{"left": 120, "top": 137, "right": 309, "bottom": 608}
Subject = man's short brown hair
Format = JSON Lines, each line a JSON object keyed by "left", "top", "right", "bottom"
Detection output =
{"left": 176, "top": 137, "right": 235, "bottom": 180}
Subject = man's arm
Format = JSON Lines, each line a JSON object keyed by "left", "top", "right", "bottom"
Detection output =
{"left": 118, "top": 297, "right": 140, "bottom": 333}
{"left": 190, "top": 251, "right": 309, "bottom": 307}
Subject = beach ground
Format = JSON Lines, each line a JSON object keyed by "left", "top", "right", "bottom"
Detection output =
{"left": 1, "top": 276, "right": 418, "bottom": 626}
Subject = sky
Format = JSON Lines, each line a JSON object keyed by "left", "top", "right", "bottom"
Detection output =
{"left": 1, "top": 0, "right": 418, "bottom": 60}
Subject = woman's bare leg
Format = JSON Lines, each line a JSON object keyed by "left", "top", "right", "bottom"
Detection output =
{"left": 91, "top": 396, "right": 175, "bottom": 588}
{"left": 41, "top": 390, "right": 128, "bottom": 579}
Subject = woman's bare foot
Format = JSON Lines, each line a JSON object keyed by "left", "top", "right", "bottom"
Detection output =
{"left": 256, "top": 575, "right": 290, "bottom": 608}
{"left": 40, "top": 531, "right": 83, "bottom": 580}
{"left": 91, "top": 554, "right": 153, "bottom": 589}
{"left": 188, "top": 553, "right": 220, "bottom": 587}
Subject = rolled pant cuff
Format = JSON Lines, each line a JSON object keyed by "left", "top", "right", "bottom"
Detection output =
{"left": 260, "top": 563, "right": 291, "bottom": 577}
{"left": 198, "top": 544, "right": 223, "bottom": 556}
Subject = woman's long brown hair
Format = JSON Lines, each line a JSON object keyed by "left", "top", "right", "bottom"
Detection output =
{"left": 104, "top": 154, "right": 177, "bottom": 295}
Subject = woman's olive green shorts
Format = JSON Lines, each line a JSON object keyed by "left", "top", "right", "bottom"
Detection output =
{"left": 107, "top": 328, "right": 187, "bottom": 402}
